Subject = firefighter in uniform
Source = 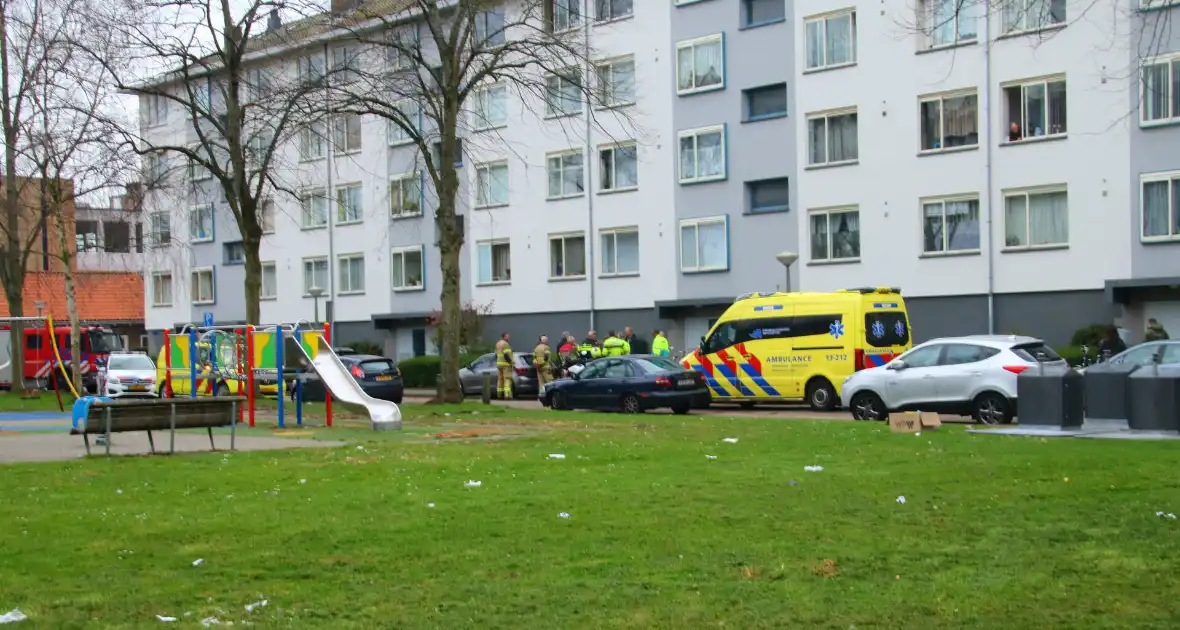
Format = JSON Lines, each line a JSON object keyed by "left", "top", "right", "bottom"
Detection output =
{"left": 533, "top": 335, "right": 553, "bottom": 389}
{"left": 602, "top": 331, "right": 629, "bottom": 357}
{"left": 494, "top": 332, "right": 513, "bottom": 399}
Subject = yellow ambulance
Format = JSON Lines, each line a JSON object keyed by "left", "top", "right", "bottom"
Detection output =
{"left": 681, "top": 287, "right": 913, "bottom": 411}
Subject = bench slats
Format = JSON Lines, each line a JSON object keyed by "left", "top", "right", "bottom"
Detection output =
{"left": 73, "top": 397, "right": 245, "bottom": 434}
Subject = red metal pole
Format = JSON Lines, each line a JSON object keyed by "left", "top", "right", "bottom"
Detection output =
{"left": 324, "top": 322, "right": 332, "bottom": 428}
{"left": 236, "top": 328, "right": 244, "bottom": 424}
{"left": 246, "top": 325, "right": 255, "bottom": 428}
{"left": 163, "top": 330, "right": 172, "bottom": 398}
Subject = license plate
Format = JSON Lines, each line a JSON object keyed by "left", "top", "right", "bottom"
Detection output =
{"left": 678, "top": 378, "right": 694, "bottom": 387}
{"left": 377, "top": 375, "right": 392, "bottom": 381}
{"left": 130, "top": 385, "right": 147, "bottom": 391}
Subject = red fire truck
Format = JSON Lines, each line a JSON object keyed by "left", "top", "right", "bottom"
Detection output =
{"left": 0, "top": 324, "right": 125, "bottom": 391}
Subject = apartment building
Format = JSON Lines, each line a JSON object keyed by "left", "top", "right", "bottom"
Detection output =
{"left": 75, "top": 185, "right": 147, "bottom": 273}
{"left": 793, "top": 0, "right": 1180, "bottom": 346}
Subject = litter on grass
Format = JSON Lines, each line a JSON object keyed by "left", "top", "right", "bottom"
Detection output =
{"left": 244, "top": 599, "right": 268, "bottom": 613}
{"left": 0, "top": 609, "right": 27, "bottom": 623}
{"left": 1157, "top": 511, "right": 1177, "bottom": 519}
{"left": 156, "top": 615, "right": 177, "bottom": 622}
{"left": 192, "top": 559, "right": 205, "bottom": 567}
{"left": 896, "top": 496, "right": 907, "bottom": 504}
{"left": 804, "top": 465, "right": 824, "bottom": 472}
{"left": 558, "top": 512, "right": 571, "bottom": 519}
{"left": 548, "top": 454, "right": 566, "bottom": 459}
{"left": 722, "top": 438, "right": 739, "bottom": 444}
{"left": 464, "top": 480, "right": 482, "bottom": 488}
{"left": 427, "top": 503, "right": 435, "bottom": 508}
{"left": 199, "top": 617, "right": 221, "bottom": 627}
{"left": 299, "top": 479, "right": 307, "bottom": 484}
{"left": 705, "top": 455, "right": 717, "bottom": 460}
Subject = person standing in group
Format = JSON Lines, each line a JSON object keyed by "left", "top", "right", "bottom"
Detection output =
{"left": 533, "top": 335, "right": 553, "bottom": 390}
{"left": 494, "top": 332, "right": 513, "bottom": 399}
{"left": 1146, "top": 318, "right": 1170, "bottom": 341}
{"left": 1098, "top": 325, "right": 1126, "bottom": 360}
{"left": 652, "top": 329, "right": 670, "bottom": 357}
{"left": 602, "top": 331, "right": 629, "bottom": 357}
{"left": 622, "top": 326, "right": 647, "bottom": 354}
{"left": 578, "top": 331, "right": 602, "bottom": 358}
{"left": 558, "top": 334, "right": 577, "bottom": 364}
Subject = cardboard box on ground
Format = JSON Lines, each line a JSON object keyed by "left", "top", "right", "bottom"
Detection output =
{"left": 889, "top": 412, "right": 941, "bottom": 433}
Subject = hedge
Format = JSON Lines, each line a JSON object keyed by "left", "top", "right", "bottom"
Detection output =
{"left": 397, "top": 353, "right": 482, "bottom": 388}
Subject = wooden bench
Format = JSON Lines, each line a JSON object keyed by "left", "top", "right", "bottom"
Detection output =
{"left": 70, "top": 397, "right": 245, "bottom": 456}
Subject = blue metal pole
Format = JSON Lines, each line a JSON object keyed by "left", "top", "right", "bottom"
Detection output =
{"left": 188, "top": 329, "right": 197, "bottom": 398}
{"left": 276, "top": 324, "right": 284, "bottom": 429}
{"left": 210, "top": 332, "right": 219, "bottom": 397}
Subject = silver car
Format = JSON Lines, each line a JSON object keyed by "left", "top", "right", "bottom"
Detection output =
{"left": 840, "top": 335, "right": 1067, "bottom": 424}
{"left": 100, "top": 351, "right": 158, "bottom": 398}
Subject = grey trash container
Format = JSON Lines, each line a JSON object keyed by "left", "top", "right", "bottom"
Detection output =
{"left": 1017, "top": 363, "right": 1084, "bottom": 428}
{"left": 1127, "top": 364, "right": 1180, "bottom": 431}
{"left": 1082, "top": 362, "right": 1139, "bottom": 422}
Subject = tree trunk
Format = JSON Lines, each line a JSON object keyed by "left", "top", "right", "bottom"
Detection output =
{"left": 435, "top": 121, "right": 464, "bottom": 403}
{"left": 0, "top": 8, "right": 25, "bottom": 395}
{"left": 242, "top": 232, "right": 262, "bottom": 326}
{"left": 56, "top": 213, "right": 81, "bottom": 394}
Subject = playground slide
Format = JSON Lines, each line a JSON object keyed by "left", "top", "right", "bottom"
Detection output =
{"left": 293, "top": 335, "right": 402, "bottom": 430}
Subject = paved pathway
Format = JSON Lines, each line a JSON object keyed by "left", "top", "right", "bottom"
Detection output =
{"left": 0, "top": 431, "right": 343, "bottom": 464}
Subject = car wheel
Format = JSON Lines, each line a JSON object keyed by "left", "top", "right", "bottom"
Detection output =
{"left": 550, "top": 390, "right": 568, "bottom": 411}
{"left": 620, "top": 393, "right": 643, "bottom": 414}
{"left": 973, "top": 392, "right": 1011, "bottom": 425}
{"left": 671, "top": 403, "right": 691, "bottom": 415}
{"left": 849, "top": 391, "right": 887, "bottom": 421}
{"left": 806, "top": 378, "right": 838, "bottom": 412}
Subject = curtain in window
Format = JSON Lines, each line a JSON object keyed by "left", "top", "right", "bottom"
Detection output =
{"left": 943, "top": 95, "right": 978, "bottom": 147}
{"left": 832, "top": 211, "right": 860, "bottom": 258}
{"left": 565, "top": 238, "right": 586, "bottom": 275}
{"left": 810, "top": 213, "right": 829, "bottom": 259}
{"left": 1142, "top": 181, "right": 1170, "bottom": 237}
{"left": 694, "top": 43, "right": 722, "bottom": 88}
{"left": 946, "top": 200, "right": 980, "bottom": 250}
{"left": 616, "top": 231, "right": 639, "bottom": 273}
{"left": 676, "top": 47, "right": 694, "bottom": 91}
{"left": 808, "top": 118, "right": 827, "bottom": 164}
{"left": 392, "top": 253, "right": 406, "bottom": 287}
{"left": 1047, "top": 82, "right": 1067, "bottom": 133}
{"left": 1004, "top": 196, "right": 1028, "bottom": 246}
{"left": 697, "top": 132, "right": 723, "bottom": 178}
{"left": 1143, "top": 63, "right": 1168, "bottom": 121}
{"left": 1028, "top": 191, "right": 1068, "bottom": 245}
{"left": 614, "top": 146, "right": 638, "bottom": 188}
{"left": 932, "top": 0, "right": 955, "bottom": 45}
{"left": 923, "top": 202, "right": 944, "bottom": 251}
{"left": 680, "top": 225, "right": 698, "bottom": 268}
{"left": 826, "top": 14, "right": 852, "bottom": 65}
{"left": 805, "top": 21, "right": 824, "bottom": 68}
{"left": 828, "top": 114, "right": 858, "bottom": 162}
{"left": 699, "top": 222, "right": 726, "bottom": 269}
{"left": 493, "top": 245, "right": 510, "bottom": 280}
{"left": 679, "top": 136, "right": 696, "bottom": 179}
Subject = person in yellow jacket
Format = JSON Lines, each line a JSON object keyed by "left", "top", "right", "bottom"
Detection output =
{"left": 602, "top": 331, "right": 629, "bottom": 357}
{"left": 652, "top": 329, "right": 671, "bottom": 357}
{"left": 577, "top": 331, "right": 602, "bottom": 359}
{"left": 494, "top": 332, "right": 513, "bottom": 399}
{"left": 533, "top": 335, "right": 553, "bottom": 388}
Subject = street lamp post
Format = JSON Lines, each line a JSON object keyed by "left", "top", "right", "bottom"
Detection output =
{"left": 33, "top": 301, "right": 46, "bottom": 317}
{"left": 309, "top": 286, "right": 324, "bottom": 324}
{"left": 775, "top": 251, "right": 799, "bottom": 293}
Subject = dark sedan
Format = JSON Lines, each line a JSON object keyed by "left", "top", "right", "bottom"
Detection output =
{"left": 541, "top": 355, "right": 709, "bottom": 414}
{"left": 298, "top": 354, "right": 404, "bottom": 404}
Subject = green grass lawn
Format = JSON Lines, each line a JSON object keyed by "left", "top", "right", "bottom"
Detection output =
{"left": 3, "top": 408, "right": 1180, "bottom": 629}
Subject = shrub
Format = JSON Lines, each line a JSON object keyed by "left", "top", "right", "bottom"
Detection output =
{"left": 1055, "top": 346, "right": 1085, "bottom": 367}
{"left": 397, "top": 353, "right": 482, "bottom": 388}
{"left": 344, "top": 340, "right": 382, "bottom": 355}
{"left": 1070, "top": 324, "right": 1111, "bottom": 349}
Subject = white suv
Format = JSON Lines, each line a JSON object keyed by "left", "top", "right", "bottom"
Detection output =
{"left": 840, "top": 335, "right": 1066, "bottom": 424}
{"left": 100, "top": 351, "right": 158, "bottom": 398}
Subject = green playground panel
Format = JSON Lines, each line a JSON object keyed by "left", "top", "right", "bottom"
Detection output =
{"left": 251, "top": 329, "right": 324, "bottom": 370}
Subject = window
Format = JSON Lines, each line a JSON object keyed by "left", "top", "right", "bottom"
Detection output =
{"left": 743, "top": 83, "right": 787, "bottom": 121}
{"left": 300, "top": 121, "right": 327, "bottom": 160}
{"left": 1141, "top": 55, "right": 1180, "bottom": 125}
{"left": 597, "top": 0, "right": 633, "bottom": 21}
{"left": 920, "top": 91, "right": 979, "bottom": 151}
{"left": 191, "top": 267, "right": 215, "bottom": 305}
{"left": 330, "top": 46, "right": 360, "bottom": 84}
{"left": 920, "top": 0, "right": 978, "bottom": 48}
{"left": 678, "top": 125, "right": 726, "bottom": 183}
{"left": 386, "top": 30, "right": 415, "bottom": 72}
{"left": 922, "top": 197, "right": 981, "bottom": 253}
{"left": 390, "top": 172, "right": 422, "bottom": 217}
{"left": 1002, "top": 0, "right": 1065, "bottom": 33}
{"left": 247, "top": 131, "right": 272, "bottom": 169}
{"left": 259, "top": 198, "right": 275, "bottom": 234}
{"left": 298, "top": 53, "right": 325, "bottom": 85}
{"left": 245, "top": 67, "right": 270, "bottom": 103}
{"left": 150, "top": 211, "right": 170, "bottom": 246}
{"left": 391, "top": 246, "right": 425, "bottom": 290}
{"left": 338, "top": 254, "right": 365, "bottom": 294}
{"left": 188, "top": 149, "right": 211, "bottom": 181}
{"left": 224, "top": 241, "right": 245, "bottom": 265}
{"left": 336, "top": 184, "right": 363, "bottom": 223}
{"left": 333, "top": 115, "right": 362, "bottom": 153}
{"left": 676, "top": 34, "right": 724, "bottom": 94}
{"left": 545, "top": 70, "right": 582, "bottom": 117}
{"left": 600, "top": 228, "right": 639, "bottom": 276}
{"left": 1003, "top": 188, "right": 1069, "bottom": 249}
{"left": 679, "top": 216, "right": 728, "bottom": 272}
{"left": 144, "top": 152, "right": 168, "bottom": 183}
{"left": 475, "top": 161, "right": 510, "bottom": 208}
{"left": 743, "top": 0, "right": 785, "bottom": 26}
{"left": 388, "top": 101, "right": 420, "bottom": 144}
{"left": 807, "top": 109, "right": 858, "bottom": 166}
{"left": 548, "top": 0, "right": 582, "bottom": 31}
{"left": 476, "top": 240, "right": 511, "bottom": 284}
{"left": 864, "top": 312, "right": 910, "bottom": 347}
{"left": 141, "top": 93, "right": 167, "bottom": 127}
{"left": 472, "top": 84, "right": 508, "bottom": 129}
{"left": 190, "top": 204, "right": 214, "bottom": 243}
{"left": 261, "top": 262, "right": 277, "bottom": 299}
{"left": 474, "top": 6, "right": 506, "bottom": 46}
{"left": 941, "top": 344, "right": 1000, "bottom": 365}
{"left": 746, "top": 177, "right": 790, "bottom": 213}
{"left": 899, "top": 344, "right": 941, "bottom": 367}
{"left": 104, "top": 221, "right": 131, "bottom": 253}
{"left": 300, "top": 189, "right": 328, "bottom": 228}
{"left": 596, "top": 57, "right": 635, "bottom": 107}
{"left": 547, "top": 151, "right": 585, "bottom": 198}
{"left": 151, "top": 271, "right": 173, "bottom": 306}
{"left": 549, "top": 233, "right": 587, "bottom": 278}
{"left": 600, "top": 143, "right": 638, "bottom": 191}
{"left": 26, "top": 335, "right": 41, "bottom": 351}
{"left": 1003, "top": 77, "right": 1067, "bottom": 140}
{"left": 75, "top": 220, "right": 99, "bottom": 252}
{"left": 302, "top": 257, "right": 329, "bottom": 295}
{"left": 135, "top": 223, "right": 144, "bottom": 253}
{"left": 193, "top": 78, "right": 212, "bottom": 113}
{"left": 1141, "top": 171, "right": 1180, "bottom": 241}
{"left": 431, "top": 138, "right": 464, "bottom": 167}
{"left": 810, "top": 207, "right": 861, "bottom": 261}
{"left": 805, "top": 10, "right": 856, "bottom": 70}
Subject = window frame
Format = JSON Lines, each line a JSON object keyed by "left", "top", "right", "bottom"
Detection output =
{"left": 595, "top": 55, "right": 636, "bottom": 109}
{"left": 149, "top": 211, "right": 171, "bottom": 247}
{"left": 223, "top": 240, "right": 246, "bottom": 265}
{"left": 1001, "top": 185, "right": 1070, "bottom": 251}
{"left": 599, "top": 227, "right": 640, "bottom": 277}
{"left": 548, "top": 0, "right": 583, "bottom": 32}
{"left": 742, "top": 83, "right": 788, "bottom": 122}
{"left": 546, "top": 150, "right": 586, "bottom": 199}
{"left": 298, "top": 52, "right": 325, "bottom": 86}
{"left": 745, "top": 177, "right": 791, "bottom": 214}
{"left": 150, "top": 271, "right": 173, "bottom": 307}
{"left": 806, "top": 107, "right": 859, "bottom": 167}
{"left": 472, "top": 83, "right": 509, "bottom": 130}
{"left": 678, "top": 124, "right": 727, "bottom": 184}
{"left": 335, "top": 182, "right": 364, "bottom": 225}
{"left": 742, "top": 0, "right": 787, "bottom": 28}
{"left": 1002, "top": 75, "right": 1068, "bottom": 141}
{"left": 476, "top": 239, "right": 512, "bottom": 286}
{"left": 919, "top": 194, "right": 982, "bottom": 255}
{"left": 189, "top": 203, "right": 214, "bottom": 243}
{"left": 809, "top": 205, "right": 862, "bottom": 263}
{"left": 1140, "top": 170, "right": 1180, "bottom": 242}
{"left": 260, "top": 261, "right": 277, "bottom": 300}
{"left": 332, "top": 114, "right": 363, "bottom": 154}
{"left": 544, "top": 68, "right": 583, "bottom": 118}
{"left": 599, "top": 142, "right": 639, "bottom": 193}
{"left": 300, "top": 188, "right": 329, "bottom": 230}
{"left": 302, "top": 256, "right": 329, "bottom": 297}
{"left": 191, "top": 266, "right": 216, "bottom": 305}
{"left": 675, "top": 33, "right": 725, "bottom": 96}
{"left": 336, "top": 253, "right": 366, "bottom": 295}
{"left": 1140, "top": 54, "right": 1180, "bottom": 127}
{"left": 300, "top": 120, "right": 328, "bottom": 161}
{"left": 188, "top": 146, "right": 212, "bottom": 182}
{"left": 390, "top": 171, "right": 423, "bottom": 218}
{"left": 475, "top": 160, "right": 510, "bottom": 208}
{"left": 918, "top": 89, "right": 980, "bottom": 154}
{"left": 679, "top": 215, "right": 730, "bottom": 273}
{"left": 1001, "top": 0, "right": 1066, "bottom": 35}
{"left": 142, "top": 93, "right": 167, "bottom": 127}
{"left": 596, "top": 0, "right": 634, "bottom": 22}
{"left": 474, "top": 5, "right": 507, "bottom": 47}
{"left": 548, "top": 232, "right": 588, "bottom": 280}
{"left": 919, "top": 0, "right": 978, "bottom": 49}
{"left": 259, "top": 198, "right": 275, "bottom": 234}
{"left": 387, "top": 100, "right": 420, "bottom": 146}
{"left": 390, "top": 245, "right": 426, "bottom": 292}
{"left": 803, "top": 9, "right": 858, "bottom": 72}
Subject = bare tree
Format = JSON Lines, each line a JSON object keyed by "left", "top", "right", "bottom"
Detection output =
{"left": 330, "top": 0, "right": 635, "bottom": 401}
{"left": 88, "top": 0, "right": 326, "bottom": 326}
